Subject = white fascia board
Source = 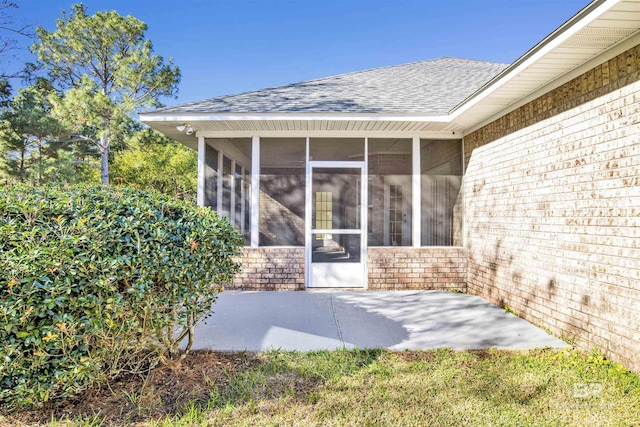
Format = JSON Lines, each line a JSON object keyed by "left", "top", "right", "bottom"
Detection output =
{"left": 139, "top": 111, "right": 451, "bottom": 123}
{"left": 465, "top": 29, "right": 640, "bottom": 135}
{"left": 448, "top": 0, "right": 619, "bottom": 121}
{"left": 195, "top": 130, "right": 463, "bottom": 139}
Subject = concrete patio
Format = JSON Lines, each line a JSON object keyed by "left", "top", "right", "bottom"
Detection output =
{"left": 193, "top": 291, "right": 569, "bottom": 352}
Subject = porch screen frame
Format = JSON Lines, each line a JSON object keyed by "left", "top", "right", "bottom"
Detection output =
{"left": 420, "top": 138, "right": 464, "bottom": 247}
{"left": 305, "top": 159, "right": 367, "bottom": 289}
{"left": 198, "top": 137, "right": 252, "bottom": 244}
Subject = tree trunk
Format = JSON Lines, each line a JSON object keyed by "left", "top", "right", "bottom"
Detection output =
{"left": 37, "top": 143, "right": 43, "bottom": 186}
{"left": 19, "top": 148, "right": 25, "bottom": 183}
{"left": 100, "top": 133, "right": 109, "bottom": 185}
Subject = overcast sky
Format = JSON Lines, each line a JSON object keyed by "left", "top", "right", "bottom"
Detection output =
{"left": 11, "top": 0, "right": 591, "bottom": 107}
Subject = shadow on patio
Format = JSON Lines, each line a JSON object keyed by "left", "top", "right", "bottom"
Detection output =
{"left": 193, "top": 291, "right": 569, "bottom": 352}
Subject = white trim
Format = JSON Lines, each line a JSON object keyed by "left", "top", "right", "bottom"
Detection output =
{"left": 197, "top": 130, "right": 463, "bottom": 139}
{"left": 448, "top": 0, "right": 620, "bottom": 119}
{"left": 230, "top": 159, "right": 236, "bottom": 227}
{"left": 465, "top": 29, "right": 640, "bottom": 134}
{"left": 304, "top": 137, "right": 311, "bottom": 289}
{"left": 197, "top": 136, "right": 205, "bottom": 207}
{"left": 240, "top": 164, "right": 246, "bottom": 236}
{"left": 250, "top": 136, "right": 260, "bottom": 248}
{"left": 363, "top": 138, "right": 369, "bottom": 290}
{"left": 412, "top": 136, "right": 421, "bottom": 247}
{"left": 306, "top": 161, "right": 366, "bottom": 288}
{"left": 311, "top": 229, "right": 362, "bottom": 234}
{"left": 141, "top": 112, "right": 451, "bottom": 123}
{"left": 216, "top": 151, "right": 223, "bottom": 215}
{"left": 307, "top": 160, "right": 365, "bottom": 168}
{"left": 382, "top": 175, "right": 412, "bottom": 246}
{"left": 461, "top": 138, "right": 467, "bottom": 249}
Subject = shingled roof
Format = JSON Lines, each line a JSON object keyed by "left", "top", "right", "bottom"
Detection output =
{"left": 153, "top": 57, "right": 508, "bottom": 115}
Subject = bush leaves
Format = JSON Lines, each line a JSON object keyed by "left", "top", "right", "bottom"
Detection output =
{"left": 0, "top": 185, "right": 242, "bottom": 409}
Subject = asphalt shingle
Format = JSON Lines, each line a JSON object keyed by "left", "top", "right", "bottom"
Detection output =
{"left": 153, "top": 57, "right": 508, "bottom": 115}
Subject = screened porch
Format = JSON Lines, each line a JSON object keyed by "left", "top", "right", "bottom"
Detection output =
{"left": 198, "top": 136, "right": 464, "bottom": 250}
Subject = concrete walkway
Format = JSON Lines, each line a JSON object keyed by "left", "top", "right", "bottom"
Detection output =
{"left": 193, "top": 290, "right": 569, "bottom": 352}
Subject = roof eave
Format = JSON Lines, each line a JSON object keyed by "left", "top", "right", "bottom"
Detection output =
{"left": 141, "top": 0, "right": 640, "bottom": 141}
{"left": 449, "top": 0, "right": 608, "bottom": 116}
{"left": 139, "top": 111, "right": 452, "bottom": 123}
{"left": 450, "top": 0, "right": 640, "bottom": 129}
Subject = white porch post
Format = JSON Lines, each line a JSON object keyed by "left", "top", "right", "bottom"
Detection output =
{"left": 216, "top": 150, "right": 223, "bottom": 212}
{"left": 461, "top": 138, "right": 466, "bottom": 248}
{"left": 412, "top": 136, "right": 421, "bottom": 247}
{"left": 304, "top": 137, "right": 310, "bottom": 288}
{"left": 363, "top": 137, "right": 369, "bottom": 288}
{"left": 230, "top": 159, "right": 236, "bottom": 225}
{"left": 197, "top": 136, "right": 205, "bottom": 207}
{"left": 250, "top": 136, "right": 260, "bottom": 248}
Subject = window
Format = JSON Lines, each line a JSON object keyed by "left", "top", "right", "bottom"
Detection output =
{"left": 315, "top": 191, "right": 332, "bottom": 239}
{"left": 420, "top": 139, "right": 463, "bottom": 246}
{"left": 204, "top": 144, "right": 218, "bottom": 209}
{"left": 203, "top": 138, "right": 252, "bottom": 244}
{"left": 355, "top": 178, "right": 373, "bottom": 232}
{"left": 388, "top": 184, "right": 403, "bottom": 246}
{"left": 221, "top": 156, "right": 232, "bottom": 218}
{"left": 234, "top": 163, "right": 243, "bottom": 230}
{"left": 368, "top": 139, "right": 412, "bottom": 246}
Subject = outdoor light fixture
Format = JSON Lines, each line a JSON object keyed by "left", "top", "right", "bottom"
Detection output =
{"left": 175, "top": 123, "right": 194, "bottom": 135}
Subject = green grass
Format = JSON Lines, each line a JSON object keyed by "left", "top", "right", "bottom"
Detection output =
{"left": 5, "top": 348, "right": 640, "bottom": 426}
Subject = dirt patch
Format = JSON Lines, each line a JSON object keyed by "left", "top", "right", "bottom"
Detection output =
{"left": 3, "top": 350, "right": 447, "bottom": 426}
{"left": 390, "top": 350, "right": 440, "bottom": 364}
{"left": 7, "top": 351, "right": 260, "bottom": 426}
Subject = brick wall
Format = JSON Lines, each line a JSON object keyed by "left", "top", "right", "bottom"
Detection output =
{"left": 233, "top": 247, "right": 467, "bottom": 291}
{"left": 464, "top": 43, "right": 640, "bottom": 372}
{"left": 421, "top": 139, "right": 463, "bottom": 174}
{"left": 231, "top": 247, "right": 305, "bottom": 290}
{"left": 368, "top": 247, "right": 467, "bottom": 290}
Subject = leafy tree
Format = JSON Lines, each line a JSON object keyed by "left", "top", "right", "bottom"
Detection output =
{"left": 111, "top": 129, "right": 197, "bottom": 200}
{"left": 0, "top": 0, "right": 34, "bottom": 81}
{"left": 31, "top": 4, "right": 180, "bottom": 184}
{"left": 0, "top": 78, "right": 64, "bottom": 184}
{"left": 48, "top": 147, "right": 100, "bottom": 185}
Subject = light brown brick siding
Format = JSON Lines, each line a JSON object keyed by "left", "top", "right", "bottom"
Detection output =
{"left": 465, "top": 44, "right": 640, "bottom": 159}
{"left": 232, "top": 247, "right": 467, "bottom": 291}
{"left": 231, "top": 247, "right": 305, "bottom": 290}
{"left": 464, "top": 43, "right": 640, "bottom": 372}
{"left": 367, "top": 247, "right": 467, "bottom": 290}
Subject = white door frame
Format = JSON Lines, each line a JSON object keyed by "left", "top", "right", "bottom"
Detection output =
{"left": 305, "top": 161, "right": 367, "bottom": 288}
{"left": 383, "top": 175, "right": 412, "bottom": 246}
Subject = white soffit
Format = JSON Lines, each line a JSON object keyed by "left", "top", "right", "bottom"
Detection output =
{"left": 146, "top": 119, "right": 463, "bottom": 151}
{"left": 452, "top": 0, "right": 640, "bottom": 129}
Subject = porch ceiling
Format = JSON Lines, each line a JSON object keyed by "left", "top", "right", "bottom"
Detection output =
{"left": 144, "top": 117, "right": 461, "bottom": 151}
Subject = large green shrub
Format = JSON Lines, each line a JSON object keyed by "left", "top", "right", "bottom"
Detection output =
{"left": 0, "top": 185, "right": 242, "bottom": 408}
